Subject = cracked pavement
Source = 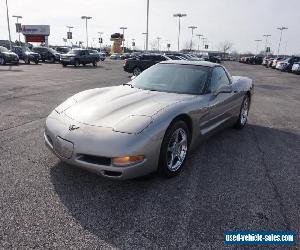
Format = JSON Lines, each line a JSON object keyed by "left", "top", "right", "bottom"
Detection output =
{"left": 0, "top": 61, "right": 299, "bottom": 249}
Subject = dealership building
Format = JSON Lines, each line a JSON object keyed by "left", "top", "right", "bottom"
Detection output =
{"left": 21, "top": 25, "right": 50, "bottom": 46}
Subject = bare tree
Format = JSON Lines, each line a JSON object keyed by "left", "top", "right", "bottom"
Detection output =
{"left": 219, "top": 41, "right": 233, "bottom": 58}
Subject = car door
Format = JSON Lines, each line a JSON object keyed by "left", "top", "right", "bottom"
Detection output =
{"left": 199, "top": 66, "right": 236, "bottom": 134}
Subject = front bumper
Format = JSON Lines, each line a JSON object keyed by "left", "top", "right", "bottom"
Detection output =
{"left": 5, "top": 56, "right": 19, "bottom": 64}
{"left": 44, "top": 112, "right": 161, "bottom": 179}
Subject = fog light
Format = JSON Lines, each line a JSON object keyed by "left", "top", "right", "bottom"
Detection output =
{"left": 112, "top": 155, "right": 145, "bottom": 166}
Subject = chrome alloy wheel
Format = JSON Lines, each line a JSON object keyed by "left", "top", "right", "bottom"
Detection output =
{"left": 240, "top": 97, "right": 249, "bottom": 125}
{"left": 166, "top": 128, "right": 188, "bottom": 172}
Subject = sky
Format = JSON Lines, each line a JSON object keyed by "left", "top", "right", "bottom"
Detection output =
{"left": 1, "top": 0, "right": 300, "bottom": 54}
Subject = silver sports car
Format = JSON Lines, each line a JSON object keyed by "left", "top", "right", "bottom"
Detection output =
{"left": 45, "top": 61, "right": 253, "bottom": 179}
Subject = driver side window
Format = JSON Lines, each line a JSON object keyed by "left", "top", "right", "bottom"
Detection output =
{"left": 209, "top": 67, "right": 230, "bottom": 93}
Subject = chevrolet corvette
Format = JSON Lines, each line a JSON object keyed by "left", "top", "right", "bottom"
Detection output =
{"left": 44, "top": 61, "right": 253, "bottom": 179}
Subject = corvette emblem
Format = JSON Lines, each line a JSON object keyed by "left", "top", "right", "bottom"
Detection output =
{"left": 69, "top": 125, "right": 80, "bottom": 131}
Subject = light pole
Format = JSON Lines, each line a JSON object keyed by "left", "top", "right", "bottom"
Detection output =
{"left": 263, "top": 34, "right": 271, "bottom": 55}
{"left": 5, "top": 0, "right": 12, "bottom": 50}
{"left": 157, "top": 37, "right": 161, "bottom": 51}
{"left": 12, "top": 15, "right": 22, "bottom": 44}
{"left": 188, "top": 26, "right": 197, "bottom": 51}
{"left": 254, "top": 39, "right": 262, "bottom": 55}
{"left": 132, "top": 39, "right": 135, "bottom": 52}
{"left": 98, "top": 32, "right": 103, "bottom": 50}
{"left": 142, "top": 32, "right": 147, "bottom": 51}
{"left": 120, "top": 27, "right": 127, "bottom": 53}
{"left": 196, "top": 34, "right": 203, "bottom": 52}
{"left": 277, "top": 27, "right": 288, "bottom": 56}
{"left": 173, "top": 13, "right": 187, "bottom": 52}
{"left": 81, "top": 16, "right": 92, "bottom": 48}
{"left": 146, "top": 0, "right": 150, "bottom": 51}
{"left": 66, "top": 26, "right": 73, "bottom": 47}
{"left": 201, "top": 37, "right": 206, "bottom": 50}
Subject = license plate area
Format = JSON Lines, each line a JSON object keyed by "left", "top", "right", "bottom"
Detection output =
{"left": 54, "top": 136, "right": 74, "bottom": 159}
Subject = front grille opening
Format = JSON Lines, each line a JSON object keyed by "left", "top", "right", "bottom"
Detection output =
{"left": 103, "top": 170, "right": 122, "bottom": 177}
{"left": 77, "top": 154, "right": 111, "bottom": 166}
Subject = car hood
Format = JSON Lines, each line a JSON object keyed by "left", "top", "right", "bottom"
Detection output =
{"left": 3, "top": 51, "right": 17, "bottom": 56}
{"left": 62, "top": 86, "right": 194, "bottom": 129}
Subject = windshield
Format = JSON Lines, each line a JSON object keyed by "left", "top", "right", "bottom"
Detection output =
{"left": 24, "top": 47, "right": 32, "bottom": 52}
{"left": 0, "top": 46, "right": 9, "bottom": 52}
{"left": 49, "top": 48, "right": 57, "bottom": 54}
{"left": 131, "top": 63, "right": 209, "bottom": 95}
{"left": 67, "top": 49, "right": 81, "bottom": 55}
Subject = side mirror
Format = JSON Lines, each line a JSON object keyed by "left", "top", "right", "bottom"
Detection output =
{"left": 213, "top": 85, "right": 232, "bottom": 96}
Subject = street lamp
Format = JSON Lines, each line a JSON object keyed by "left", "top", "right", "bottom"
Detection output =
{"left": 142, "top": 32, "right": 147, "bottom": 51}
{"left": 98, "top": 32, "right": 103, "bottom": 50}
{"left": 196, "top": 34, "right": 203, "bottom": 52}
{"left": 277, "top": 27, "right": 288, "bottom": 56}
{"left": 254, "top": 39, "right": 262, "bottom": 55}
{"left": 156, "top": 37, "right": 161, "bottom": 51}
{"left": 120, "top": 27, "right": 127, "bottom": 53}
{"left": 12, "top": 15, "right": 22, "bottom": 43}
{"left": 66, "top": 26, "right": 73, "bottom": 47}
{"left": 146, "top": 0, "right": 150, "bottom": 51}
{"left": 173, "top": 13, "right": 187, "bottom": 51}
{"left": 5, "top": 0, "right": 12, "bottom": 50}
{"left": 81, "top": 16, "right": 92, "bottom": 48}
{"left": 263, "top": 34, "right": 271, "bottom": 55}
{"left": 188, "top": 26, "right": 197, "bottom": 51}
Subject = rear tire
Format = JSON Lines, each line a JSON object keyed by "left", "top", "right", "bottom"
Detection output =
{"left": 235, "top": 95, "right": 250, "bottom": 129}
{"left": 158, "top": 120, "right": 190, "bottom": 178}
{"left": 49, "top": 57, "right": 55, "bottom": 63}
{"left": 133, "top": 67, "right": 141, "bottom": 76}
{"left": 0, "top": 58, "right": 5, "bottom": 65}
{"left": 74, "top": 60, "right": 80, "bottom": 67}
{"left": 34, "top": 60, "right": 39, "bottom": 64}
{"left": 93, "top": 60, "right": 97, "bottom": 67}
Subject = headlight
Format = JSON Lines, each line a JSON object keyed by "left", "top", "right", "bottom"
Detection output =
{"left": 112, "top": 155, "right": 145, "bottom": 167}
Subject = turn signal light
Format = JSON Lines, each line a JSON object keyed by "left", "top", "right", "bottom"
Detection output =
{"left": 112, "top": 155, "right": 145, "bottom": 166}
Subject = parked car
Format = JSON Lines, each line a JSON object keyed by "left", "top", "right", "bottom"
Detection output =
{"left": 208, "top": 55, "right": 221, "bottom": 63}
{"left": 249, "top": 56, "right": 263, "bottom": 65}
{"left": 60, "top": 49, "right": 100, "bottom": 67}
{"left": 266, "top": 58, "right": 275, "bottom": 68}
{"left": 110, "top": 53, "right": 123, "bottom": 60}
{"left": 124, "top": 54, "right": 170, "bottom": 76}
{"left": 32, "top": 47, "right": 60, "bottom": 63}
{"left": 11, "top": 46, "right": 40, "bottom": 64}
{"left": 44, "top": 61, "right": 253, "bottom": 179}
{"left": 98, "top": 51, "right": 106, "bottom": 61}
{"left": 275, "top": 56, "right": 300, "bottom": 72}
{"left": 270, "top": 57, "right": 284, "bottom": 69}
{"left": 291, "top": 61, "right": 300, "bottom": 74}
{"left": 0, "top": 46, "right": 19, "bottom": 65}
{"left": 165, "top": 53, "right": 192, "bottom": 60}
{"left": 55, "top": 47, "right": 71, "bottom": 54}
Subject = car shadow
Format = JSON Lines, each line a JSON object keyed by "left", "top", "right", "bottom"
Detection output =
{"left": 50, "top": 124, "right": 300, "bottom": 248}
{"left": 62, "top": 65, "right": 104, "bottom": 70}
{"left": 0, "top": 65, "right": 23, "bottom": 72}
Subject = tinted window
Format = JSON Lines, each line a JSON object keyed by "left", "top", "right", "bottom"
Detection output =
{"left": 131, "top": 63, "right": 209, "bottom": 95}
{"left": 209, "top": 67, "right": 231, "bottom": 92}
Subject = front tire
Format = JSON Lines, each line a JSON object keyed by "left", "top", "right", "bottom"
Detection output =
{"left": 235, "top": 95, "right": 250, "bottom": 129}
{"left": 133, "top": 67, "right": 141, "bottom": 76}
{"left": 93, "top": 60, "right": 97, "bottom": 67}
{"left": 158, "top": 120, "right": 189, "bottom": 177}
{"left": 74, "top": 60, "right": 80, "bottom": 67}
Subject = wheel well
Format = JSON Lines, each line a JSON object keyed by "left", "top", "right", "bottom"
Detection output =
{"left": 171, "top": 114, "right": 193, "bottom": 138}
{"left": 246, "top": 91, "right": 251, "bottom": 104}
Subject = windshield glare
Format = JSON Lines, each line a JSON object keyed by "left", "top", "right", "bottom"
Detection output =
{"left": 0, "top": 46, "right": 9, "bottom": 52}
{"left": 68, "top": 50, "right": 81, "bottom": 55}
{"left": 131, "top": 64, "right": 209, "bottom": 95}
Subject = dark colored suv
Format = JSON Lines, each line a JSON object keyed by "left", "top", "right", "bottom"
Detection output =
{"left": 60, "top": 49, "right": 100, "bottom": 67}
{"left": 123, "top": 54, "right": 170, "bottom": 75}
{"left": 12, "top": 46, "right": 40, "bottom": 64}
{"left": 32, "top": 47, "right": 60, "bottom": 63}
{"left": 0, "top": 46, "right": 19, "bottom": 65}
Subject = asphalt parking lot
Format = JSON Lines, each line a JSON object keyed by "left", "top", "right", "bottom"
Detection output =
{"left": 0, "top": 61, "right": 299, "bottom": 249}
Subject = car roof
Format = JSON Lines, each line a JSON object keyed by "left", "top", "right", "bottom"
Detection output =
{"left": 160, "top": 60, "right": 219, "bottom": 67}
